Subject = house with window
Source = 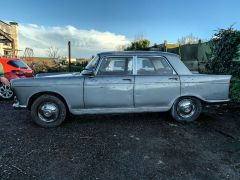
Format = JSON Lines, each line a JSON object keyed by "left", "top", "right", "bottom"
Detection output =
{"left": 0, "top": 20, "right": 19, "bottom": 57}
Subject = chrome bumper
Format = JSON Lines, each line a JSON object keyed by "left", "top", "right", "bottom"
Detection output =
{"left": 13, "top": 96, "right": 27, "bottom": 110}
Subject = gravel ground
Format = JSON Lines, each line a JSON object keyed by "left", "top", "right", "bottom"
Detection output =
{"left": 0, "top": 100, "right": 240, "bottom": 179}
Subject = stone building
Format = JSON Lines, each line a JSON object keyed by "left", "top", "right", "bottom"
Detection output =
{"left": 0, "top": 20, "right": 19, "bottom": 57}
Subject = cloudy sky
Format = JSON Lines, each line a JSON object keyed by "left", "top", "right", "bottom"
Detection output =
{"left": 1, "top": 0, "right": 240, "bottom": 57}
{"left": 19, "top": 24, "right": 130, "bottom": 57}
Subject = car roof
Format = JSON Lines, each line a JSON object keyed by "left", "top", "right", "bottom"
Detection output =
{"left": 98, "top": 51, "right": 192, "bottom": 75}
{"left": 0, "top": 58, "right": 19, "bottom": 62}
{"left": 98, "top": 51, "right": 179, "bottom": 58}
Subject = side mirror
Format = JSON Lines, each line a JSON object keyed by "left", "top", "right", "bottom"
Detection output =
{"left": 81, "top": 69, "right": 95, "bottom": 76}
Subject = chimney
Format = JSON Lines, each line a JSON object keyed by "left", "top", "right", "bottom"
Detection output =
{"left": 9, "top": 22, "right": 18, "bottom": 26}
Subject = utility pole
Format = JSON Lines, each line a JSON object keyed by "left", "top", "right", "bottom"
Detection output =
{"left": 68, "top": 41, "right": 71, "bottom": 72}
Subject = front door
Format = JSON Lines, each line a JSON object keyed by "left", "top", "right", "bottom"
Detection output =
{"left": 84, "top": 56, "right": 134, "bottom": 108}
{"left": 134, "top": 56, "right": 180, "bottom": 108}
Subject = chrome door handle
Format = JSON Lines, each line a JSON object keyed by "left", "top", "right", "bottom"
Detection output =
{"left": 122, "top": 78, "right": 132, "bottom": 81}
{"left": 169, "top": 77, "right": 178, "bottom": 80}
{"left": 87, "top": 75, "right": 95, "bottom": 78}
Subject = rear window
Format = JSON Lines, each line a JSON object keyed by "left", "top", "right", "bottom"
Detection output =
{"left": 7, "top": 60, "right": 29, "bottom": 69}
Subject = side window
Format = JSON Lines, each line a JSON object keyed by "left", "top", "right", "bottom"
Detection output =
{"left": 97, "top": 57, "right": 133, "bottom": 75}
{"left": 136, "top": 57, "right": 175, "bottom": 75}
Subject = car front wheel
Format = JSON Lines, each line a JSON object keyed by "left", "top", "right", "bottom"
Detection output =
{"left": 31, "top": 94, "right": 67, "bottom": 128}
{"left": 171, "top": 97, "right": 202, "bottom": 122}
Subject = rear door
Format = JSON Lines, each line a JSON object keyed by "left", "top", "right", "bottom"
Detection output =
{"left": 134, "top": 56, "right": 180, "bottom": 108}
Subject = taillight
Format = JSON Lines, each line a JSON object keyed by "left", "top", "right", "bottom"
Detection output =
{"left": 12, "top": 70, "right": 25, "bottom": 76}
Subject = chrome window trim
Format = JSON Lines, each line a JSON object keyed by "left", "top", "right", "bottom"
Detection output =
{"left": 133, "top": 56, "right": 137, "bottom": 75}
{"left": 135, "top": 55, "right": 178, "bottom": 76}
{"left": 95, "top": 55, "right": 134, "bottom": 76}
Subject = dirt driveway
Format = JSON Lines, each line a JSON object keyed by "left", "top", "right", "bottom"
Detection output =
{"left": 0, "top": 100, "right": 240, "bottom": 179}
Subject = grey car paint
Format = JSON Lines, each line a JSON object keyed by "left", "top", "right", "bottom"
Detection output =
{"left": 12, "top": 75, "right": 84, "bottom": 110}
{"left": 134, "top": 75, "right": 180, "bottom": 108}
{"left": 180, "top": 74, "right": 231, "bottom": 102}
{"left": 11, "top": 51, "right": 231, "bottom": 115}
{"left": 84, "top": 75, "right": 134, "bottom": 108}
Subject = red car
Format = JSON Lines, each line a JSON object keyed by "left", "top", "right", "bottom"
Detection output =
{"left": 0, "top": 58, "right": 33, "bottom": 81}
{"left": 0, "top": 58, "right": 33, "bottom": 99}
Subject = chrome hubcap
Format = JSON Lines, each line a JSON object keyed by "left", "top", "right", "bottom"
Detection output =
{"left": 177, "top": 99, "right": 196, "bottom": 118}
{"left": 38, "top": 103, "right": 59, "bottom": 122}
{"left": 0, "top": 85, "right": 13, "bottom": 99}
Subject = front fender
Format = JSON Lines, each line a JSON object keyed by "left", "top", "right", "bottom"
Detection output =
{"left": 12, "top": 76, "right": 84, "bottom": 111}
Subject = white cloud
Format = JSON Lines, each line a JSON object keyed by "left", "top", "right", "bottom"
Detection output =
{"left": 19, "top": 24, "right": 131, "bottom": 57}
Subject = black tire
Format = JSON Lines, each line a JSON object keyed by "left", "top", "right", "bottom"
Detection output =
{"left": 30, "top": 94, "right": 67, "bottom": 128}
{"left": 171, "top": 97, "right": 202, "bottom": 122}
{"left": 0, "top": 83, "right": 14, "bottom": 100}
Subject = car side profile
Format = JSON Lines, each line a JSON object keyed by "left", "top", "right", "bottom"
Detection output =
{"left": 11, "top": 51, "right": 231, "bottom": 128}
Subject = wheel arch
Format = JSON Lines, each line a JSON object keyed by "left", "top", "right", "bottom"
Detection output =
{"left": 172, "top": 95, "right": 207, "bottom": 107}
{"left": 27, "top": 91, "right": 70, "bottom": 112}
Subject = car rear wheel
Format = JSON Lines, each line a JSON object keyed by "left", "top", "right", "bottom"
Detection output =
{"left": 31, "top": 95, "right": 67, "bottom": 128}
{"left": 171, "top": 97, "right": 202, "bottom": 122}
{"left": 0, "top": 84, "right": 14, "bottom": 99}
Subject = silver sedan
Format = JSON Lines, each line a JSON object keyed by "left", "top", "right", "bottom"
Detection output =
{"left": 11, "top": 51, "right": 231, "bottom": 128}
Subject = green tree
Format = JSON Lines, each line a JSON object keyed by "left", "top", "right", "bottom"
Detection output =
{"left": 152, "top": 43, "right": 159, "bottom": 48}
{"left": 125, "top": 39, "right": 150, "bottom": 51}
{"left": 206, "top": 27, "right": 240, "bottom": 77}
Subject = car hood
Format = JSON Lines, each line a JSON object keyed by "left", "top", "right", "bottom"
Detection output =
{"left": 11, "top": 72, "right": 83, "bottom": 87}
{"left": 35, "top": 72, "right": 81, "bottom": 78}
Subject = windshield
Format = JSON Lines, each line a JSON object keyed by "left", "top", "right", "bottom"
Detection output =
{"left": 85, "top": 55, "right": 99, "bottom": 70}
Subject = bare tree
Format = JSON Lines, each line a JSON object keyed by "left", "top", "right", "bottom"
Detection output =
{"left": 23, "top": 47, "right": 34, "bottom": 65}
{"left": 23, "top": 48, "right": 34, "bottom": 58}
{"left": 21, "top": 47, "right": 36, "bottom": 70}
{"left": 47, "top": 46, "right": 60, "bottom": 60}
{"left": 134, "top": 33, "right": 146, "bottom": 41}
{"left": 178, "top": 34, "right": 200, "bottom": 45}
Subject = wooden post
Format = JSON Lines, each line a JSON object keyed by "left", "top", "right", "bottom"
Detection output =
{"left": 68, "top": 41, "right": 71, "bottom": 72}
{"left": 197, "top": 40, "right": 202, "bottom": 72}
{"left": 164, "top": 40, "right": 167, "bottom": 52}
{"left": 178, "top": 43, "right": 181, "bottom": 59}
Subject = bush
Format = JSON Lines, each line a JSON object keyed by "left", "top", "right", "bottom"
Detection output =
{"left": 69, "top": 65, "right": 85, "bottom": 72}
{"left": 206, "top": 27, "right": 240, "bottom": 77}
{"left": 204, "top": 27, "right": 240, "bottom": 103}
{"left": 125, "top": 39, "right": 150, "bottom": 51}
{"left": 230, "top": 79, "right": 240, "bottom": 103}
{"left": 23, "top": 57, "right": 87, "bottom": 74}
{"left": 34, "top": 65, "right": 85, "bottom": 74}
